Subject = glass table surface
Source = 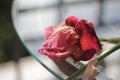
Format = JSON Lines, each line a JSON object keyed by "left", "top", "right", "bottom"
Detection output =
{"left": 12, "top": 0, "right": 120, "bottom": 80}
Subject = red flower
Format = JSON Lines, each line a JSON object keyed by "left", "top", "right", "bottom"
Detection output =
{"left": 39, "top": 16, "right": 101, "bottom": 61}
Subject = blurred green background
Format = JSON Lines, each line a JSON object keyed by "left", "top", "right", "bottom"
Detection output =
{"left": 0, "top": 0, "right": 29, "bottom": 63}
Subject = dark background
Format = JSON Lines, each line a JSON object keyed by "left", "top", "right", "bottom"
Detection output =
{"left": 0, "top": 0, "right": 29, "bottom": 63}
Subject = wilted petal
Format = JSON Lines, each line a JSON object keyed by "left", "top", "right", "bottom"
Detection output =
{"left": 74, "top": 19, "right": 101, "bottom": 61}
{"left": 39, "top": 26, "right": 77, "bottom": 60}
{"left": 81, "top": 49, "right": 96, "bottom": 61}
{"left": 59, "top": 22, "right": 65, "bottom": 26}
{"left": 45, "top": 26, "right": 57, "bottom": 40}
{"left": 71, "top": 47, "right": 83, "bottom": 61}
{"left": 65, "top": 16, "right": 79, "bottom": 27}
{"left": 39, "top": 16, "right": 102, "bottom": 61}
{"left": 82, "top": 59, "right": 98, "bottom": 80}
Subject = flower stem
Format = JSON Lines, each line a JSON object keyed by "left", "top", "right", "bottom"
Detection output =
{"left": 96, "top": 43, "right": 120, "bottom": 62}
{"left": 66, "top": 65, "right": 86, "bottom": 80}
{"left": 99, "top": 37, "right": 120, "bottom": 43}
{"left": 66, "top": 43, "right": 120, "bottom": 80}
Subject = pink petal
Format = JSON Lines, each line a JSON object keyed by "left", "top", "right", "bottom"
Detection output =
{"left": 39, "top": 26, "right": 77, "bottom": 60}
{"left": 59, "top": 22, "right": 65, "bottom": 26}
{"left": 45, "top": 26, "right": 57, "bottom": 40}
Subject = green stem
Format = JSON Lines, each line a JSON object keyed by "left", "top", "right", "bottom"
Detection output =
{"left": 99, "top": 37, "right": 120, "bottom": 44}
{"left": 96, "top": 43, "right": 120, "bottom": 62}
{"left": 66, "top": 43, "right": 120, "bottom": 80}
{"left": 66, "top": 65, "right": 86, "bottom": 80}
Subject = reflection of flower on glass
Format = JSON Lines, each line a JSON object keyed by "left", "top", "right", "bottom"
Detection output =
{"left": 39, "top": 16, "right": 102, "bottom": 61}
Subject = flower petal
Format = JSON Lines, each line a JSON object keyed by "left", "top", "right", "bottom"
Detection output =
{"left": 45, "top": 26, "right": 57, "bottom": 40}
{"left": 81, "top": 49, "right": 96, "bottom": 61}
{"left": 65, "top": 16, "right": 79, "bottom": 27}
{"left": 39, "top": 17, "right": 102, "bottom": 61}
{"left": 75, "top": 19, "right": 101, "bottom": 61}
{"left": 39, "top": 26, "right": 77, "bottom": 60}
{"left": 88, "top": 22, "right": 95, "bottom": 30}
